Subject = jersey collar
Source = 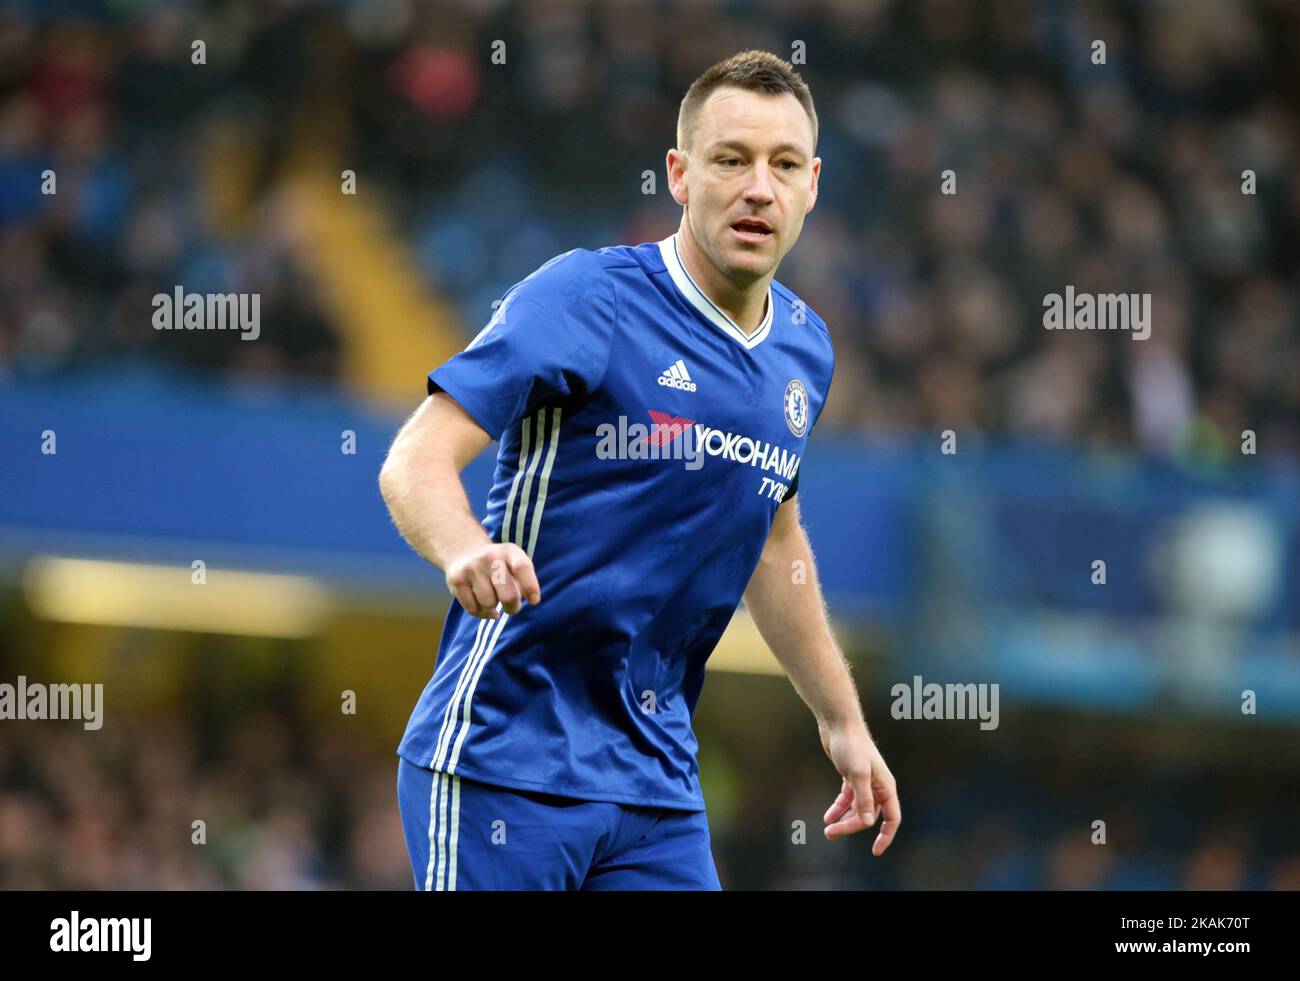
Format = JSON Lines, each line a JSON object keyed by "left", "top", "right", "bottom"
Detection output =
{"left": 658, "top": 232, "right": 774, "bottom": 350}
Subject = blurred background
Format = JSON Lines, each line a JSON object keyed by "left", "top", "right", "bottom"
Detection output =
{"left": 1, "top": 0, "right": 1298, "bottom": 890}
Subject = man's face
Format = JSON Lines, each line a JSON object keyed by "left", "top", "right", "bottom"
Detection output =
{"left": 669, "top": 87, "right": 820, "bottom": 287}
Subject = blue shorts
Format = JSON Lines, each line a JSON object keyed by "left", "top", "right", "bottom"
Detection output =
{"left": 396, "top": 757, "right": 722, "bottom": 890}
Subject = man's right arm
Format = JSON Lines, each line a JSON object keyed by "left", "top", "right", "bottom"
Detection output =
{"left": 378, "top": 392, "right": 541, "bottom": 620}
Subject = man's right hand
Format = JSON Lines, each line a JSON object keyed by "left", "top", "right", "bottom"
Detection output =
{"left": 444, "top": 542, "right": 542, "bottom": 619}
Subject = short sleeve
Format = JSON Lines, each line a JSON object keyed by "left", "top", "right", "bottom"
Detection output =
{"left": 427, "top": 250, "right": 617, "bottom": 438}
{"left": 784, "top": 338, "right": 833, "bottom": 502}
{"left": 785, "top": 468, "right": 801, "bottom": 500}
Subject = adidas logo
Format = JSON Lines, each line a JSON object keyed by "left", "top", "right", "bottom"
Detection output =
{"left": 656, "top": 359, "right": 697, "bottom": 393}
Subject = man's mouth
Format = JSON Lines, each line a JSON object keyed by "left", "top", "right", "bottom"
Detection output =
{"left": 730, "top": 218, "right": 773, "bottom": 242}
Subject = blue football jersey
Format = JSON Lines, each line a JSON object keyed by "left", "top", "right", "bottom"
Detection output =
{"left": 396, "top": 232, "right": 835, "bottom": 810}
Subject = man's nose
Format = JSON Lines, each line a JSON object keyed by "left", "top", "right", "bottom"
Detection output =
{"left": 744, "top": 162, "right": 775, "bottom": 203}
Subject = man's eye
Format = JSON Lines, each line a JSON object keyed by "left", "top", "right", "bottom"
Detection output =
{"left": 718, "top": 157, "right": 740, "bottom": 166}
{"left": 779, "top": 160, "right": 799, "bottom": 171}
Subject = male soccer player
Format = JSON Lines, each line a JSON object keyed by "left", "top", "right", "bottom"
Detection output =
{"left": 380, "top": 50, "right": 900, "bottom": 890}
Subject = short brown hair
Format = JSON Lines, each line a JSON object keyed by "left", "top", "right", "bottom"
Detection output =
{"left": 676, "top": 50, "right": 819, "bottom": 156}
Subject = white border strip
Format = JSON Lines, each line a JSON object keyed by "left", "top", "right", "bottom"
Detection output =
{"left": 658, "top": 232, "right": 773, "bottom": 349}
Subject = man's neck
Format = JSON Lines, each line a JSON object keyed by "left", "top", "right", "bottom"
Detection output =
{"left": 675, "top": 222, "right": 770, "bottom": 338}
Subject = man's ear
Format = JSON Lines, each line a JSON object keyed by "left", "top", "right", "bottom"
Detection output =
{"left": 806, "top": 157, "right": 821, "bottom": 213}
{"left": 667, "top": 148, "right": 688, "bottom": 206}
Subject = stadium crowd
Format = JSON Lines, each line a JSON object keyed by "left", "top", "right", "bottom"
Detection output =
{"left": 2, "top": 690, "right": 1298, "bottom": 889}
{"left": 1, "top": 0, "right": 1297, "bottom": 464}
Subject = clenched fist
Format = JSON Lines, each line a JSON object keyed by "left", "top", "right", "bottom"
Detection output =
{"left": 444, "top": 542, "right": 542, "bottom": 619}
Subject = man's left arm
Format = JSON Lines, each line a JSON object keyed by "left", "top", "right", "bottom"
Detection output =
{"left": 741, "top": 495, "right": 902, "bottom": 856}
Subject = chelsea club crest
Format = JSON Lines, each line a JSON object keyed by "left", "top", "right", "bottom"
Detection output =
{"left": 784, "top": 379, "right": 809, "bottom": 437}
